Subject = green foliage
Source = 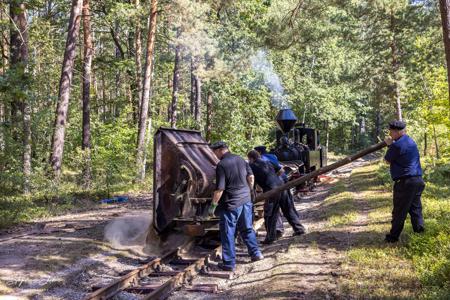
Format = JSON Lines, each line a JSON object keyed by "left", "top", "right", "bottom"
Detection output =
{"left": 209, "top": 77, "right": 273, "bottom": 155}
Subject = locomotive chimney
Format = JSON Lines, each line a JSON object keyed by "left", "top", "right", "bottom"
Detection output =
{"left": 276, "top": 109, "right": 298, "bottom": 133}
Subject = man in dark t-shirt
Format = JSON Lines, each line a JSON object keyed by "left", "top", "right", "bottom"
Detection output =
{"left": 384, "top": 120, "right": 425, "bottom": 243}
{"left": 248, "top": 150, "right": 305, "bottom": 244}
{"left": 208, "top": 141, "right": 262, "bottom": 271}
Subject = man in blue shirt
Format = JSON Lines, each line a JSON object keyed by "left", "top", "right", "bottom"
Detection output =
{"left": 208, "top": 141, "right": 263, "bottom": 271}
{"left": 254, "top": 146, "right": 288, "bottom": 182}
{"left": 384, "top": 120, "right": 425, "bottom": 243}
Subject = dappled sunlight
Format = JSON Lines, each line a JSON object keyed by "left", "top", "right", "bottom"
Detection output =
{"left": 0, "top": 214, "right": 150, "bottom": 298}
{"left": 328, "top": 161, "right": 450, "bottom": 298}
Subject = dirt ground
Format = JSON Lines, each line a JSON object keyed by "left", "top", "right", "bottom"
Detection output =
{"left": 169, "top": 159, "right": 373, "bottom": 300}
{"left": 1, "top": 158, "right": 374, "bottom": 300}
{"left": 0, "top": 193, "right": 153, "bottom": 299}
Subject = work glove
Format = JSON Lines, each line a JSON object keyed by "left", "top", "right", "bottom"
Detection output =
{"left": 384, "top": 136, "right": 393, "bottom": 146}
{"left": 208, "top": 202, "right": 218, "bottom": 217}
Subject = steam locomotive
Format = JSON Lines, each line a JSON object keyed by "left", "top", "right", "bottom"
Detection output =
{"left": 269, "top": 109, "right": 327, "bottom": 183}
{"left": 152, "top": 109, "right": 326, "bottom": 236}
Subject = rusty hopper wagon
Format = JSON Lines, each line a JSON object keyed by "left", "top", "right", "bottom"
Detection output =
{"left": 153, "top": 128, "right": 219, "bottom": 235}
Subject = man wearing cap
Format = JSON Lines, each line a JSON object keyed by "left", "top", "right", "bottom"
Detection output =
{"left": 208, "top": 141, "right": 263, "bottom": 271}
{"left": 248, "top": 150, "right": 306, "bottom": 244}
{"left": 254, "top": 146, "right": 287, "bottom": 182}
{"left": 384, "top": 120, "right": 425, "bottom": 243}
{"left": 254, "top": 146, "right": 305, "bottom": 240}
{"left": 254, "top": 145, "right": 286, "bottom": 237}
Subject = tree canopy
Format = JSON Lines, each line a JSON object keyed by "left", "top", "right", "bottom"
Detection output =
{"left": 0, "top": 0, "right": 448, "bottom": 196}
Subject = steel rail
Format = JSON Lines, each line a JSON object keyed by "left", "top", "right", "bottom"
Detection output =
{"left": 144, "top": 216, "right": 266, "bottom": 300}
{"left": 84, "top": 239, "right": 195, "bottom": 300}
{"left": 85, "top": 215, "right": 266, "bottom": 300}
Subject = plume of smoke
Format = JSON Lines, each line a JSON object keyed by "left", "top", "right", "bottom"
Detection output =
{"left": 251, "top": 49, "right": 289, "bottom": 109}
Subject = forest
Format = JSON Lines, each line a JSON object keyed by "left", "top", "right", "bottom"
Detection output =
{"left": 0, "top": 0, "right": 448, "bottom": 199}
{"left": 0, "top": 0, "right": 449, "bottom": 298}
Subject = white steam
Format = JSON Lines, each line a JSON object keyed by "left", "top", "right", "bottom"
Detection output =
{"left": 251, "top": 49, "right": 289, "bottom": 109}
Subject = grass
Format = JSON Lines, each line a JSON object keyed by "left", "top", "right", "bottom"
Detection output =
{"left": 325, "top": 186, "right": 359, "bottom": 227}
{"left": 332, "top": 160, "right": 450, "bottom": 299}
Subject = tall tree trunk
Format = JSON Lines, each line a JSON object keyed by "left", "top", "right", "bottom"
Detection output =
{"left": 10, "top": 1, "right": 31, "bottom": 194}
{"left": 423, "top": 131, "right": 428, "bottom": 157}
{"left": 390, "top": 9, "right": 402, "bottom": 121}
{"left": 325, "top": 120, "right": 329, "bottom": 150}
{"left": 81, "top": 0, "right": 93, "bottom": 188}
{"left": 194, "top": 75, "right": 201, "bottom": 123}
{"left": 0, "top": 6, "right": 8, "bottom": 73}
{"left": 0, "top": 102, "right": 4, "bottom": 152}
{"left": 101, "top": 72, "right": 106, "bottom": 121}
{"left": 9, "top": 2, "right": 20, "bottom": 139}
{"left": 170, "top": 35, "right": 181, "bottom": 127}
{"left": 190, "top": 58, "right": 196, "bottom": 115}
{"left": 205, "top": 90, "right": 213, "bottom": 142}
{"left": 134, "top": 0, "right": 143, "bottom": 123}
{"left": 432, "top": 124, "right": 440, "bottom": 159}
{"left": 136, "top": 0, "right": 158, "bottom": 181}
{"left": 439, "top": 0, "right": 450, "bottom": 106}
{"left": 0, "top": 6, "right": 6, "bottom": 153}
{"left": 49, "top": 0, "right": 83, "bottom": 178}
{"left": 22, "top": 96, "right": 31, "bottom": 194}
{"left": 374, "top": 110, "right": 381, "bottom": 142}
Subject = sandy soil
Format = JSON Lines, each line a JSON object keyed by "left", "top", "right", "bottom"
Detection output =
{"left": 0, "top": 193, "right": 153, "bottom": 299}
{"left": 1, "top": 158, "right": 374, "bottom": 300}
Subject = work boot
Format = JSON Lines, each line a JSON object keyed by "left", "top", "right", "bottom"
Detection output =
{"left": 261, "top": 239, "right": 274, "bottom": 245}
{"left": 384, "top": 234, "right": 398, "bottom": 243}
{"left": 414, "top": 226, "right": 425, "bottom": 233}
{"left": 292, "top": 230, "right": 305, "bottom": 236}
{"left": 251, "top": 254, "right": 264, "bottom": 262}
{"left": 276, "top": 231, "right": 284, "bottom": 239}
{"left": 217, "top": 262, "right": 235, "bottom": 272}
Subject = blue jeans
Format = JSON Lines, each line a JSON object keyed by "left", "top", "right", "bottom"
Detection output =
{"left": 219, "top": 201, "right": 261, "bottom": 268}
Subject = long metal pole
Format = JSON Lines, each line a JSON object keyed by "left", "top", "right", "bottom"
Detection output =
{"left": 255, "top": 141, "right": 387, "bottom": 203}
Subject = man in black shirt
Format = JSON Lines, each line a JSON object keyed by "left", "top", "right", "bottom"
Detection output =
{"left": 208, "top": 141, "right": 263, "bottom": 271}
{"left": 248, "top": 150, "right": 305, "bottom": 244}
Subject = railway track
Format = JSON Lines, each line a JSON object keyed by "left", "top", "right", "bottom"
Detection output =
{"left": 85, "top": 217, "right": 265, "bottom": 300}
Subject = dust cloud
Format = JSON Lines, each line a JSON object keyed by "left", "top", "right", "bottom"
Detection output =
{"left": 104, "top": 214, "right": 156, "bottom": 255}
{"left": 104, "top": 214, "right": 195, "bottom": 256}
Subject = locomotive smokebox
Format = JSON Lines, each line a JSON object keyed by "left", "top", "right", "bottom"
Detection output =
{"left": 276, "top": 109, "right": 298, "bottom": 133}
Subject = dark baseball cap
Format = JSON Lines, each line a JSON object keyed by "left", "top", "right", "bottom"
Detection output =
{"left": 388, "top": 120, "right": 406, "bottom": 130}
{"left": 210, "top": 141, "right": 228, "bottom": 150}
{"left": 254, "top": 146, "right": 267, "bottom": 153}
